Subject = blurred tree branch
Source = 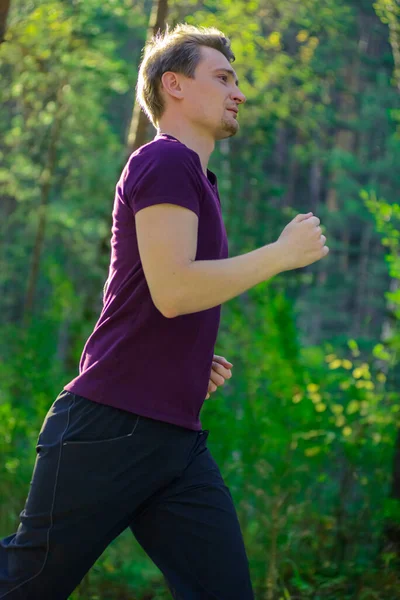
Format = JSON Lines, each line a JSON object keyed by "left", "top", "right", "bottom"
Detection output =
{"left": 0, "top": 0, "right": 11, "bottom": 43}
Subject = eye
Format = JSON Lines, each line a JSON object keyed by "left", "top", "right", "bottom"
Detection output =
{"left": 218, "top": 75, "right": 228, "bottom": 83}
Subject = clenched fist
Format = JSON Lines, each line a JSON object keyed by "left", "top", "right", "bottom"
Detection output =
{"left": 276, "top": 212, "right": 329, "bottom": 271}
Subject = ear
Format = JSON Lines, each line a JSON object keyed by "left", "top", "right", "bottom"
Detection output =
{"left": 160, "top": 72, "right": 184, "bottom": 100}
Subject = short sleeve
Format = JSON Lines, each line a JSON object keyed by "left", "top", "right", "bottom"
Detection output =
{"left": 125, "top": 146, "right": 203, "bottom": 218}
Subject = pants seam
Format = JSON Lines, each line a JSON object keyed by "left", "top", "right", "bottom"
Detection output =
{"left": 0, "top": 395, "right": 75, "bottom": 598}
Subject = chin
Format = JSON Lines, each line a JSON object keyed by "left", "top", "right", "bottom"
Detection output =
{"left": 215, "top": 121, "right": 239, "bottom": 140}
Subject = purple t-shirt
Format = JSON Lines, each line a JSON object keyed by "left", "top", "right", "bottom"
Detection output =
{"left": 64, "top": 133, "right": 229, "bottom": 430}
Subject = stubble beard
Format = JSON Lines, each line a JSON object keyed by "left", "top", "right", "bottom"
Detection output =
{"left": 216, "top": 116, "right": 239, "bottom": 140}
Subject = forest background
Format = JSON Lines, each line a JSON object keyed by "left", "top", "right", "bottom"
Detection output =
{"left": 2, "top": 0, "right": 400, "bottom": 598}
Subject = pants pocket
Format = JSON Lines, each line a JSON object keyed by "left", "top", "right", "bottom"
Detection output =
{"left": 37, "top": 390, "right": 142, "bottom": 448}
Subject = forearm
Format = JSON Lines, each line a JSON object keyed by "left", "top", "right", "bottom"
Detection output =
{"left": 170, "top": 242, "right": 286, "bottom": 317}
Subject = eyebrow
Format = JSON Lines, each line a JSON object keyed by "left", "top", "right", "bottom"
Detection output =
{"left": 213, "top": 68, "right": 239, "bottom": 87}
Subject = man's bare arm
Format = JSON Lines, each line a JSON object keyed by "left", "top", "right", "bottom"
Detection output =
{"left": 135, "top": 204, "right": 328, "bottom": 319}
{"left": 171, "top": 243, "right": 285, "bottom": 317}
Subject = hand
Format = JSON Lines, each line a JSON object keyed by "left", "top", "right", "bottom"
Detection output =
{"left": 276, "top": 212, "right": 329, "bottom": 271}
{"left": 205, "top": 355, "right": 233, "bottom": 400}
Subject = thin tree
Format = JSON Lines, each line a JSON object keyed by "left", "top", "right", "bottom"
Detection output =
{"left": 94, "top": 0, "right": 169, "bottom": 325}
{"left": 23, "top": 87, "right": 64, "bottom": 322}
{"left": 0, "top": 0, "right": 11, "bottom": 44}
{"left": 374, "top": 0, "right": 400, "bottom": 558}
{"left": 125, "top": 0, "right": 169, "bottom": 156}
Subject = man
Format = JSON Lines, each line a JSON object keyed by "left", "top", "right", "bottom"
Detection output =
{"left": 0, "top": 23, "right": 328, "bottom": 600}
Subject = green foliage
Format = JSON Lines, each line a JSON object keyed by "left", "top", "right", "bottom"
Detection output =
{"left": 2, "top": 0, "right": 400, "bottom": 598}
{"left": 202, "top": 282, "right": 398, "bottom": 598}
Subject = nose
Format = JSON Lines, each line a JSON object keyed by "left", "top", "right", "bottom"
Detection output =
{"left": 233, "top": 87, "right": 246, "bottom": 105}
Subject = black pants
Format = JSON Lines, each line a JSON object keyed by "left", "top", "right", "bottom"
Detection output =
{"left": 0, "top": 390, "right": 254, "bottom": 599}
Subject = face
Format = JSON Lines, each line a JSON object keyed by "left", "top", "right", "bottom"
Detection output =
{"left": 164, "top": 46, "right": 246, "bottom": 140}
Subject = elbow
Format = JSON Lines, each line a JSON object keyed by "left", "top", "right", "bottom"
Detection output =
{"left": 154, "top": 295, "right": 179, "bottom": 319}
{"left": 161, "top": 305, "right": 178, "bottom": 319}
{"left": 151, "top": 277, "right": 186, "bottom": 319}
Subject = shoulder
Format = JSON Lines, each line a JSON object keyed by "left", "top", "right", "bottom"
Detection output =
{"left": 125, "top": 138, "right": 200, "bottom": 184}
{"left": 121, "top": 138, "right": 204, "bottom": 213}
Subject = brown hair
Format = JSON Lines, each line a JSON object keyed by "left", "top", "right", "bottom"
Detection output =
{"left": 136, "top": 23, "right": 235, "bottom": 127}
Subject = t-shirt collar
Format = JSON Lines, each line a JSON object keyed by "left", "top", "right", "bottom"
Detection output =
{"left": 154, "top": 133, "right": 217, "bottom": 186}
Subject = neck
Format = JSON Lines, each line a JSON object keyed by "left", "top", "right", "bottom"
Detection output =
{"left": 157, "top": 121, "right": 214, "bottom": 176}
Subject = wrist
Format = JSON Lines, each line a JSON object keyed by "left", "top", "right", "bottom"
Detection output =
{"left": 268, "top": 240, "right": 290, "bottom": 274}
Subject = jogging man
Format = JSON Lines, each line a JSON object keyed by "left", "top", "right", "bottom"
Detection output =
{"left": 0, "top": 23, "right": 329, "bottom": 599}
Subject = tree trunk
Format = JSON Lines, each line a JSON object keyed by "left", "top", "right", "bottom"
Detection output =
{"left": 382, "top": 427, "right": 400, "bottom": 556}
{"left": 219, "top": 138, "right": 233, "bottom": 219}
{"left": 376, "top": 3, "right": 400, "bottom": 557}
{"left": 326, "top": 58, "right": 360, "bottom": 213}
{"left": 0, "top": 195, "right": 17, "bottom": 291}
{"left": 22, "top": 101, "right": 63, "bottom": 322}
{"left": 93, "top": 0, "right": 169, "bottom": 330}
{"left": 55, "top": 307, "right": 71, "bottom": 367}
{"left": 353, "top": 224, "right": 373, "bottom": 337}
{"left": 0, "top": 0, "right": 11, "bottom": 44}
{"left": 309, "top": 156, "right": 322, "bottom": 214}
{"left": 383, "top": 0, "right": 400, "bottom": 92}
{"left": 284, "top": 131, "right": 301, "bottom": 209}
{"left": 125, "top": 0, "right": 169, "bottom": 156}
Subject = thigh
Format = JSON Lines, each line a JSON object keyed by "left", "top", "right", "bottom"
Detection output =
{"left": 129, "top": 432, "right": 254, "bottom": 600}
{"left": 0, "top": 391, "right": 144, "bottom": 600}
